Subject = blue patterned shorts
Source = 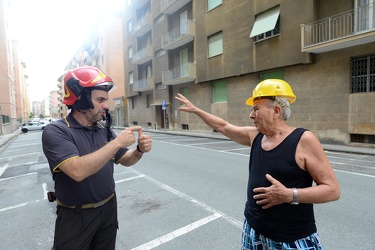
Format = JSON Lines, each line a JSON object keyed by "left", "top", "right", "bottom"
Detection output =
{"left": 241, "top": 219, "right": 323, "bottom": 250}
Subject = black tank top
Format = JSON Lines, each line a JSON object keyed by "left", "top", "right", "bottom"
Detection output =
{"left": 244, "top": 128, "right": 317, "bottom": 242}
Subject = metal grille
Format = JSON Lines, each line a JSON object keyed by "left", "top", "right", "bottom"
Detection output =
{"left": 351, "top": 54, "right": 375, "bottom": 93}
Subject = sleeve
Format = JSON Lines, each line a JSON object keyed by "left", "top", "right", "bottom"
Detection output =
{"left": 42, "top": 123, "right": 79, "bottom": 172}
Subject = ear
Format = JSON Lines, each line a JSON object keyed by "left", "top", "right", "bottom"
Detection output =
{"left": 273, "top": 104, "right": 282, "bottom": 117}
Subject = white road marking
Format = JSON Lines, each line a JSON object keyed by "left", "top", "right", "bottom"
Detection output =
{"left": 0, "top": 163, "right": 9, "bottom": 177}
{"left": 0, "top": 152, "right": 41, "bottom": 160}
{"left": 334, "top": 169, "right": 375, "bottom": 178}
{"left": 0, "top": 172, "right": 36, "bottom": 181}
{"left": 129, "top": 168, "right": 243, "bottom": 229}
{"left": 131, "top": 213, "right": 222, "bottom": 250}
{"left": 43, "top": 183, "right": 48, "bottom": 200}
{"left": 0, "top": 200, "right": 41, "bottom": 212}
{"left": 115, "top": 175, "right": 145, "bottom": 183}
{"left": 187, "top": 141, "right": 234, "bottom": 146}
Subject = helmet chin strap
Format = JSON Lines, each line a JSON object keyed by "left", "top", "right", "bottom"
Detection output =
{"left": 104, "top": 110, "right": 113, "bottom": 141}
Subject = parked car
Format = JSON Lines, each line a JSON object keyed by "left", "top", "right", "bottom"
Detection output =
{"left": 21, "top": 121, "right": 48, "bottom": 133}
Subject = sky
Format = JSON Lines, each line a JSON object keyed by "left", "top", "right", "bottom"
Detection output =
{"left": 10, "top": 0, "right": 122, "bottom": 102}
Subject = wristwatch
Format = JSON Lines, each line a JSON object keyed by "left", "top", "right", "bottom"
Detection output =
{"left": 290, "top": 188, "right": 299, "bottom": 205}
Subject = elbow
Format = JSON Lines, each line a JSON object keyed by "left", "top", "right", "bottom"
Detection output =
{"left": 328, "top": 185, "right": 341, "bottom": 202}
{"left": 69, "top": 173, "right": 87, "bottom": 182}
{"left": 333, "top": 187, "right": 341, "bottom": 201}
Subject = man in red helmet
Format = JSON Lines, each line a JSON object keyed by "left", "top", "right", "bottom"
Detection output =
{"left": 175, "top": 79, "right": 340, "bottom": 249}
{"left": 42, "top": 66, "right": 152, "bottom": 249}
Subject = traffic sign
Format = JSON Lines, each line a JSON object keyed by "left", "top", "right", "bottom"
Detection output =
{"left": 162, "top": 100, "right": 166, "bottom": 110}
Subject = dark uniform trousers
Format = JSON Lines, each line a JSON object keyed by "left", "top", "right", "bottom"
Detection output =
{"left": 52, "top": 193, "right": 118, "bottom": 250}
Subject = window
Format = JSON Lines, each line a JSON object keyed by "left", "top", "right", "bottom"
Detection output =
{"left": 154, "top": 14, "right": 165, "bottom": 25}
{"left": 128, "top": 46, "right": 132, "bottom": 59}
{"left": 146, "top": 94, "right": 150, "bottom": 108}
{"left": 180, "top": 87, "right": 188, "bottom": 98}
{"left": 146, "top": 65, "right": 152, "bottom": 77}
{"left": 128, "top": 20, "right": 132, "bottom": 33}
{"left": 250, "top": 6, "right": 280, "bottom": 41}
{"left": 351, "top": 54, "right": 375, "bottom": 93}
{"left": 260, "top": 70, "right": 284, "bottom": 81}
{"left": 213, "top": 81, "right": 227, "bottom": 103}
{"left": 155, "top": 49, "right": 166, "bottom": 58}
{"left": 156, "top": 82, "right": 167, "bottom": 90}
{"left": 129, "top": 72, "right": 134, "bottom": 85}
{"left": 208, "top": 0, "right": 222, "bottom": 11}
{"left": 208, "top": 31, "right": 223, "bottom": 58}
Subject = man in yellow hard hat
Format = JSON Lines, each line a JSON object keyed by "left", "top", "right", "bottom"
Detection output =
{"left": 175, "top": 79, "right": 340, "bottom": 249}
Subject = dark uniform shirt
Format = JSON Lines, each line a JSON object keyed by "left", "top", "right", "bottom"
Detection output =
{"left": 244, "top": 128, "right": 316, "bottom": 242}
{"left": 42, "top": 114, "right": 128, "bottom": 206}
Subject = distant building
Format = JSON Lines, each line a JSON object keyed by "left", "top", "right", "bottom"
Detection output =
{"left": 32, "top": 101, "right": 41, "bottom": 118}
{"left": 0, "top": 0, "right": 30, "bottom": 134}
{"left": 49, "top": 90, "right": 59, "bottom": 118}
{"left": 61, "top": 12, "right": 126, "bottom": 126}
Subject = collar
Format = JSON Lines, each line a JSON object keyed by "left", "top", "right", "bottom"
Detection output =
{"left": 64, "top": 114, "right": 105, "bottom": 130}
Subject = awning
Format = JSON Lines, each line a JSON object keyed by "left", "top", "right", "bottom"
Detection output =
{"left": 249, "top": 6, "right": 280, "bottom": 38}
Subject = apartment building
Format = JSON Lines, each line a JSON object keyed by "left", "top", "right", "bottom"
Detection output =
{"left": 123, "top": 0, "right": 375, "bottom": 145}
{"left": 0, "top": 0, "right": 29, "bottom": 135}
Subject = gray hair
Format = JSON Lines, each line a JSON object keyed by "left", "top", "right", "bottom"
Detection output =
{"left": 270, "top": 97, "right": 291, "bottom": 121}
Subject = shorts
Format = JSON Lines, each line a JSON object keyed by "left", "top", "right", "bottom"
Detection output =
{"left": 241, "top": 218, "right": 323, "bottom": 250}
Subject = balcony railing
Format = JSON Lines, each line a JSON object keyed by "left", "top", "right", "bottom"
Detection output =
{"left": 133, "top": 12, "right": 152, "bottom": 37}
{"left": 301, "top": 2, "right": 375, "bottom": 53}
{"left": 161, "top": 0, "right": 191, "bottom": 14}
{"left": 161, "top": 20, "right": 195, "bottom": 50}
{"left": 133, "top": 77, "right": 154, "bottom": 92}
{"left": 162, "top": 62, "right": 196, "bottom": 85}
{"left": 133, "top": 46, "right": 153, "bottom": 65}
{"left": 131, "top": 0, "right": 148, "bottom": 9}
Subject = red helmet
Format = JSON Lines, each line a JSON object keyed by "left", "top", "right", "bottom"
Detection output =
{"left": 63, "top": 66, "right": 116, "bottom": 106}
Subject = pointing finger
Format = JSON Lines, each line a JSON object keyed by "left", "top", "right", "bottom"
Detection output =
{"left": 138, "top": 127, "right": 143, "bottom": 137}
{"left": 127, "top": 126, "right": 141, "bottom": 132}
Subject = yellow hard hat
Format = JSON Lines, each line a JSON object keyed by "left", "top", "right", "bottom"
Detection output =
{"left": 245, "top": 79, "right": 296, "bottom": 106}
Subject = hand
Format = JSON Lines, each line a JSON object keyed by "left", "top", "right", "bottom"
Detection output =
{"left": 175, "top": 93, "right": 197, "bottom": 113}
{"left": 253, "top": 174, "right": 290, "bottom": 209}
{"left": 137, "top": 128, "right": 152, "bottom": 153}
{"left": 116, "top": 126, "right": 141, "bottom": 148}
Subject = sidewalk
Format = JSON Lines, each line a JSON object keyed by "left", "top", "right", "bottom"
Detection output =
{"left": 0, "top": 127, "right": 374, "bottom": 156}
{"left": 0, "top": 129, "right": 21, "bottom": 149}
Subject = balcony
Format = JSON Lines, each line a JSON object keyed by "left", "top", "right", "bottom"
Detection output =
{"left": 161, "top": 0, "right": 191, "bottom": 14}
{"left": 131, "top": 0, "right": 148, "bottom": 9}
{"left": 162, "top": 62, "right": 196, "bottom": 85}
{"left": 301, "top": 2, "right": 375, "bottom": 53}
{"left": 133, "top": 77, "right": 154, "bottom": 92}
{"left": 133, "top": 13, "right": 152, "bottom": 37}
{"left": 161, "top": 20, "right": 195, "bottom": 50}
{"left": 133, "top": 46, "right": 153, "bottom": 65}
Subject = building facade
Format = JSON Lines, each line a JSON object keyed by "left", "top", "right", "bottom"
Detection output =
{"left": 59, "top": 12, "right": 127, "bottom": 126}
{"left": 0, "top": 0, "right": 30, "bottom": 135}
{"left": 123, "top": 0, "right": 375, "bottom": 145}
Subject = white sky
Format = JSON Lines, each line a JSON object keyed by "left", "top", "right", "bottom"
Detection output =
{"left": 10, "top": 0, "right": 122, "bottom": 102}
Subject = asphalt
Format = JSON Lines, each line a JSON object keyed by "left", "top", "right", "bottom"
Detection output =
{"left": 1, "top": 127, "right": 374, "bottom": 156}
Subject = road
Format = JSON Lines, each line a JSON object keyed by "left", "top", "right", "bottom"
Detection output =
{"left": 0, "top": 129, "right": 374, "bottom": 249}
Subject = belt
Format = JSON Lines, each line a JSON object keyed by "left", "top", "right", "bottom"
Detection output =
{"left": 56, "top": 193, "right": 115, "bottom": 209}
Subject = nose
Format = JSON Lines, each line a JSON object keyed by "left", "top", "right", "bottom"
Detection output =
{"left": 249, "top": 110, "right": 256, "bottom": 119}
{"left": 102, "top": 100, "right": 109, "bottom": 109}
